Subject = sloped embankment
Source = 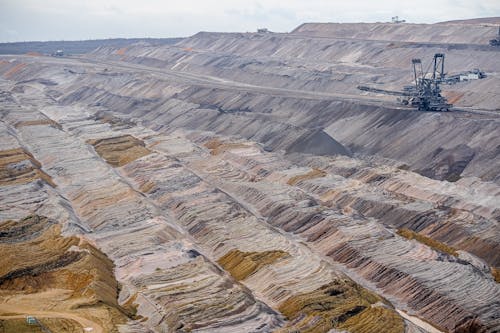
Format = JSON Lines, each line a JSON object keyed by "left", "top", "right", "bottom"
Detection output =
{"left": 0, "top": 215, "right": 127, "bottom": 333}
{"left": 0, "top": 148, "right": 55, "bottom": 187}
{"left": 87, "top": 135, "right": 151, "bottom": 167}
{"left": 291, "top": 22, "right": 498, "bottom": 44}
{"left": 177, "top": 135, "right": 499, "bottom": 331}
{"left": 277, "top": 281, "right": 404, "bottom": 333}
{"left": 218, "top": 249, "right": 289, "bottom": 281}
{"left": 120, "top": 146, "right": 406, "bottom": 333}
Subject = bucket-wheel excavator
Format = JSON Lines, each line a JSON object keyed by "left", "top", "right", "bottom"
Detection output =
{"left": 358, "top": 53, "right": 452, "bottom": 112}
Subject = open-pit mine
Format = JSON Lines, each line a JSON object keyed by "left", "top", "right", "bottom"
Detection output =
{"left": 0, "top": 18, "right": 499, "bottom": 333}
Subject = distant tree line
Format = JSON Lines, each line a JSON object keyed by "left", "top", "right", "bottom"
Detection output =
{"left": 0, "top": 38, "right": 184, "bottom": 55}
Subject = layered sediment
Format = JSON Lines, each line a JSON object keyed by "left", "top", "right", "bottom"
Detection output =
{"left": 0, "top": 18, "right": 499, "bottom": 333}
{"left": 0, "top": 215, "right": 126, "bottom": 333}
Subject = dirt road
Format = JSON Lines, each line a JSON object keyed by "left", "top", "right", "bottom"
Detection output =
{"left": 0, "top": 307, "right": 103, "bottom": 333}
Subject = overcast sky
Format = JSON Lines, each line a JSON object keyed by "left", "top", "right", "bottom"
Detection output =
{"left": 1, "top": 0, "right": 499, "bottom": 42}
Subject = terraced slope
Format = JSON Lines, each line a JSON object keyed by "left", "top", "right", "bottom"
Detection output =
{"left": 0, "top": 215, "right": 127, "bottom": 333}
{"left": 90, "top": 23, "right": 500, "bottom": 110}
{"left": 84, "top": 21, "right": 500, "bottom": 182}
{"left": 0, "top": 19, "right": 499, "bottom": 333}
{"left": 291, "top": 22, "right": 498, "bottom": 44}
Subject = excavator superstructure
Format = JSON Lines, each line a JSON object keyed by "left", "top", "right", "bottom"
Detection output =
{"left": 358, "top": 53, "right": 452, "bottom": 111}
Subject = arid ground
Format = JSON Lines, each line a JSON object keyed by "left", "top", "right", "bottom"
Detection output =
{"left": 0, "top": 18, "right": 499, "bottom": 333}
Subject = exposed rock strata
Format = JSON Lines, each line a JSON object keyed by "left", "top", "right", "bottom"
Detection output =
{"left": 0, "top": 20, "right": 499, "bottom": 333}
{"left": 0, "top": 215, "right": 127, "bottom": 333}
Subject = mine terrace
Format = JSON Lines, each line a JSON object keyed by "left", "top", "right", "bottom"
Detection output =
{"left": 0, "top": 17, "right": 499, "bottom": 333}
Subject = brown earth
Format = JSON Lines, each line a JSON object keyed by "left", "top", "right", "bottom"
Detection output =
{"left": 0, "top": 19, "right": 499, "bottom": 332}
{"left": 397, "top": 228, "right": 458, "bottom": 257}
{"left": 25, "top": 52, "right": 42, "bottom": 57}
{"left": 287, "top": 168, "right": 327, "bottom": 186}
{"left": 0, "top": 148, "right": 55, "bottom": 187}
{"left": 277, "top": 281, "right": 403, "bottom": 333}
{"left": 0, "top": 317, "right": 83, "bottom": 333}
{"left": 217, "top": 249, "right": 289, "bottom": 280}
{"left": 88, "top": 135, "right": 151, "bottom": 167}
{"left": 14, "top": 119, "right": 62, "bottom": 129}
{"left": 492, "top": 267, "right": 500, "bottom": 283}
{"left": 0, "top": 215, "right": 127, "bottom": 333}
{"left": 115, "top": 48, "right": 127, "bottom": 56}
{"left": 3, "top": 63, "right": 26, "bottom": 79}
{"left": 204, "top": 138, "right": 251, "bottom": 155}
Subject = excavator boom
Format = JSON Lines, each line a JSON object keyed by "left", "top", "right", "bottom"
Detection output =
{"left": 357, "top": 85, "right": 411, "bottom": 97}
{"left": 357, "top": 53, "right": 452, "bottom": 112}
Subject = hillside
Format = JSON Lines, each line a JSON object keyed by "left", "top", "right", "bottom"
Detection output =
{"left": 1, "top": 19, "right": 499, "bottom": 333}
